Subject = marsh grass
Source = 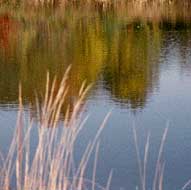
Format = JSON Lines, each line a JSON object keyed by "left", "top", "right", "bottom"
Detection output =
{"left": 0, "top": 67, "right": 190, "bottom": 190}
{"left": 133, "top": 127, "right": 168, "bottom": 190}
{"left": 2, "top": 0, "right": 191, "bottom": 11}
{"left": 0, "top": 67, "right": 112, "bottom": 190}
{"left": 1, "top": 0, "right": 190, "bottom": 29}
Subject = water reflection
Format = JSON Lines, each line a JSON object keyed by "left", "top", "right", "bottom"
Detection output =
{"left": 1, "top": 4, "right": 191, "bottom": 190}
{"left": 103, "top": 23, "right": 161, "bottom": 109}
{"left": 0, "top": 5, "right": 191, "bottom": 118}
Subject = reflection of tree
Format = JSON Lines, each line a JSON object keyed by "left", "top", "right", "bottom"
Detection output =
{"left": 0, "top": 13, "right": 107, "bottom": 120}
{"left": 0, "top": 6, "right": 191, "bottom": 115}
{"left": 0, "top": 13, "right": 21, "bottom": 104}
{"left": 103, "top": 23, "right": 161, "bottom": 109}
{"left": 65, "top": 17, "right": 107, "bottom": 95}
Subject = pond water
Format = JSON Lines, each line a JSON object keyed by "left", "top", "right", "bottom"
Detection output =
{"left": 1, "top": 3, "right": 191, "bottom": 190}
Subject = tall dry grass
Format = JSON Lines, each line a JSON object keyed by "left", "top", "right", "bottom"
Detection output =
{"left": 5, "top": 0, "right": 191, "bottom": 10}
{"left": 0, "top": 66, "right": 112, "bottom": 190}
{"left": 0, "top": 66, "right": 189, "bottom": 190}
{"left": 133, "top": 126, "right": 168, "bottom": 190}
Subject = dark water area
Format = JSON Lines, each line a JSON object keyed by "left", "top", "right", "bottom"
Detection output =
{"left": 1, "top": 3, "right": 191, "bottom": 190}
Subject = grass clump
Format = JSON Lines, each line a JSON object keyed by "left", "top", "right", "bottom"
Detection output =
{"left": 0, "top": 66, "right": 190, "bottom": 190}
{"left": 0, "top": 67, "right": 112, "bottom": 190}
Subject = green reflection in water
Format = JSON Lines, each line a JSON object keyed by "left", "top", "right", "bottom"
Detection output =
{"left": 103, "top": 22, "right": 161, "bottom": 109}
{"left": 0, "top": 4, "right": 191, "bottom": 117}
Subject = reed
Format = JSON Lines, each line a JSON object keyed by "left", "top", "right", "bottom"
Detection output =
{"left": 2, "top": 0, "right": 191, "bottom": 10}
{"left": 133, "top": 126, "right": 168, "bottom": 190}
{"left": 0, "top": 66, "right": 189, "bottom": 190}
{"left": 0, "top": 67, "right": 112, "bottom": 190}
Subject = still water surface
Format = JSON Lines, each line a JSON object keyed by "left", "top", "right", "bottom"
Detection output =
{"left": 0, "top": 4, "right": 191, "bottom": 190}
